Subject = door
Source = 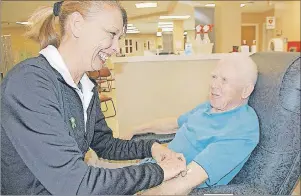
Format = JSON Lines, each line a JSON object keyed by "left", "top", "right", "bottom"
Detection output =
{"left": 241, "top": 26, "right": 256, "bottom": 48}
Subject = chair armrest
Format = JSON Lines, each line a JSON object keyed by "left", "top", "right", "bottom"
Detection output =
{"left": 131, "top": 133, "right": 176, "bottom": 144}
{"left": 132, "top": 117, "right": 178, "bottom": 135}
{"left": 189, "top": 184, "right": 269, "bottom": 195}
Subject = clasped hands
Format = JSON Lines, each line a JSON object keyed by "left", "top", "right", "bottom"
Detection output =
{"left": 151, "top": 142, "right": 187, "bottom": 181}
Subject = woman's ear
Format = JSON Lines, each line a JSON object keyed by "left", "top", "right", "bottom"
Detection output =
{"left": 68, "top": 12, "right": 84, "bottom": 38}
{"left": 242, "top": 83, "right": 254, "bottom": 99}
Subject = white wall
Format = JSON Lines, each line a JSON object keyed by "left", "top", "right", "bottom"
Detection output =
{"left": 114, "top": 59, "right": 218, "bottom": 138}
{"left": 215, "top": 2, "right": 242, "bottom": 53}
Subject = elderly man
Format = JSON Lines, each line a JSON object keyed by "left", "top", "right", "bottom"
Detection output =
{"left": 139, "top": 54, "right": 259, "bottom": 195}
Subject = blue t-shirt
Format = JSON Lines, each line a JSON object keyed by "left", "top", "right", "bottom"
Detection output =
{"left": 168, "top": 101, "right": 259, "bottom": 188}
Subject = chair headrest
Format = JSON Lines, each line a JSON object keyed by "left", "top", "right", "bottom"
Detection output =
{"left": 249, "top": 52, "right": 300, "bottom": 153}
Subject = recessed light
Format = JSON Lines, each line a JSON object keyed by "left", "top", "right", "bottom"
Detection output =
{"left": 159, "top": 15, "right": 190, "bottom": 19}
{"left": 205, "top": 3, "right": 215, "bottom": 7}
{"left": 240, "top": 3, "right": 246, "bottom": 7}
{"left": 135, "top": 2, "right": 157, "bottom": 8}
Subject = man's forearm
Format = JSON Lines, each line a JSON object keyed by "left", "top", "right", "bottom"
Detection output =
{"left": 140, "top": 161, "right": 208, "bottom": 195}
{"left": 132, "top": 117, "right": 178, "bottom": 134}
{"left": 141, "top": 176, "right": 193, "bottom": 195}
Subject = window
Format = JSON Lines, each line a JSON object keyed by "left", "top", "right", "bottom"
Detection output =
{"left": 125, "top": 39, "right": 133, "bottom": 54}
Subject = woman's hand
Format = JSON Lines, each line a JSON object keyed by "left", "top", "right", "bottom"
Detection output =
{"left": 151, "top": 142, "right": 184, "bottom": 162}
{"left": 151, "top": 142, "right": 186, "bottom": 181}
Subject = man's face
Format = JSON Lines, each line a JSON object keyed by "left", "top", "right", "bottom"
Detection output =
{"left": 209, "top": 62, "right": 245, "bottom": 112}
{"left": 75, "top": 5, "right": 124, "bottom": 71}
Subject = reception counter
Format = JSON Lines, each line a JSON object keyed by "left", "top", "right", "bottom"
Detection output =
{"left": 111, "top": 53, "right": 253, "bottom": 139}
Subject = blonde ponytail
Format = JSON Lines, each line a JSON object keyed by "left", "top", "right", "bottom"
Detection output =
{"left": 25, "top": 6, "right": 60, "bottom": 50}
{"left": 25, "top": 1, "right": 127, "bottom": 50}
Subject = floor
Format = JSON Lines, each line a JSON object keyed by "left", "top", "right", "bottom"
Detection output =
{"left": 100, "top": 87, "right": 119, "bottom": 138}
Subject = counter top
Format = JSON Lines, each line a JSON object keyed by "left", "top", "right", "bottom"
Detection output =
{"left": 112, "top": 53, "right": 254, "bottom": 63}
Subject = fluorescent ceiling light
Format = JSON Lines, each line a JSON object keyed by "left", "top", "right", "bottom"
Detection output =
{"left": 127, "top": 31, "right": 140, "bottom": 34}
{"left": 127, "top": 29, "right": 139, "bottom": 32}
{"left": 16, "top": 21, "right": 31, "bottom": 25}
{"left": 205, "top": 3, "right": 215, "bottom": 7}
{"left": 160, "top": 15, "right": 190, "bottom": 19}
{"left": 158, "top": 24, "right": 173, "bottom": 28}
{"left": 127, "top": 26, "right": 138, "bottom": 30}
{"left": 240, "top": 3, "right": 246, "bottom": 7}
{"left": 126, "top": 28, "right": 140, "bottom": 33}
{"left": 158, "top": 22, "right": 173, "bottom": 28}
{"left": 135, "top": 2, "right": 157, "bottom": 8}
{"left": 127, "top": 24, "right": 134, "bottom": 27}
{"left": 162, "top": 27, "right": 173, "bottom": 32}
{"left": 157, "top": 32, "right": 162, "bottom": 37}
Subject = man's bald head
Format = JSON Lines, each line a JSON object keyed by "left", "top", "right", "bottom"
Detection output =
{"left": 209, "top": 54, "right": 258, "bottom": 112}
{"left": 217, "top": 54, "right": 258, "bottom": 86}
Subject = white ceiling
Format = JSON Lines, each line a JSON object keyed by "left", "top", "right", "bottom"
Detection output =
{"left": 1, "top": 1, "right": 276, "bottom": 33}
{"left": 120, "top": 1, "right": 171, "bottom": 18}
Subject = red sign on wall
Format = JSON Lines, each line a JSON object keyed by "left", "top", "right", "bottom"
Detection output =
{"left": 287, "top": 41, "right": 301, "bottom": 52}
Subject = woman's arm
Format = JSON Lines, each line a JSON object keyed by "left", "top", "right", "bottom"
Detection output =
{"left": 90, "top": 96, "right": 158, "bottom": 160}
{"left": 1, "top": 66, "right": 163, "bottom": 194}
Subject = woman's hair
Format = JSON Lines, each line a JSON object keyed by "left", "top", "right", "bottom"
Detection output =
{"left": 25, "top": 1, "right": 127, "bottom": 50}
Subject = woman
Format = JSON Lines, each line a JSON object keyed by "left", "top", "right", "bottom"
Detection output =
{"left": 0, "top": 1, "right": 186, "bottom": 195}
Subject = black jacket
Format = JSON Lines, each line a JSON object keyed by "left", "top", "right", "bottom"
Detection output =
{"left": 1, "top": 55, "right": 164, "bottom": 195}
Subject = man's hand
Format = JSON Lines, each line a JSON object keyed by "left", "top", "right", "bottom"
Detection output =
{"left": 151, "top": 142, "right": 186, "bottom": 181}
{"left": 157, "top": 155, "right": 187, "bottom": 181}
{"left": 151, "top": 142, "right": 185, "bottom": 163}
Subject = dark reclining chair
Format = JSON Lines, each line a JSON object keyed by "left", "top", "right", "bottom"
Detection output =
{"left": 132, "top": 52, "right": 300, "bottom": 195}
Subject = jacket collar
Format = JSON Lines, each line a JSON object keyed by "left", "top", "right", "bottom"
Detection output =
{"left": 39, "top": 45, "right": 95, "bottom": 93}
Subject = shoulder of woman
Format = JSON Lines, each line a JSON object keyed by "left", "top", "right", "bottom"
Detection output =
{"left": 2, "top": 56, "right": 59, "bottom": 94}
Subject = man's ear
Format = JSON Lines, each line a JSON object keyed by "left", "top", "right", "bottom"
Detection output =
{"left": 68, "top": 12, "right": 84, "bottom": 38}
{"left": 242, "top": 84, "right": 254, "bottom": 99}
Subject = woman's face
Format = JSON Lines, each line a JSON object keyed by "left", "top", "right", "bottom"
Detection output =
{"left": 74, "top": 5, "right": 124, "bottom": 71}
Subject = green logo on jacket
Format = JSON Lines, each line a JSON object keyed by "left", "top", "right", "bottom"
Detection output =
{"left": 70, "top": 117, "right": 76, "bottom": 129}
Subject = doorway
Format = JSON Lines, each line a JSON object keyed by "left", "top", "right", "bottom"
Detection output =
{"left": 241, "top": 24, "right": 259, "bottom": 51}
